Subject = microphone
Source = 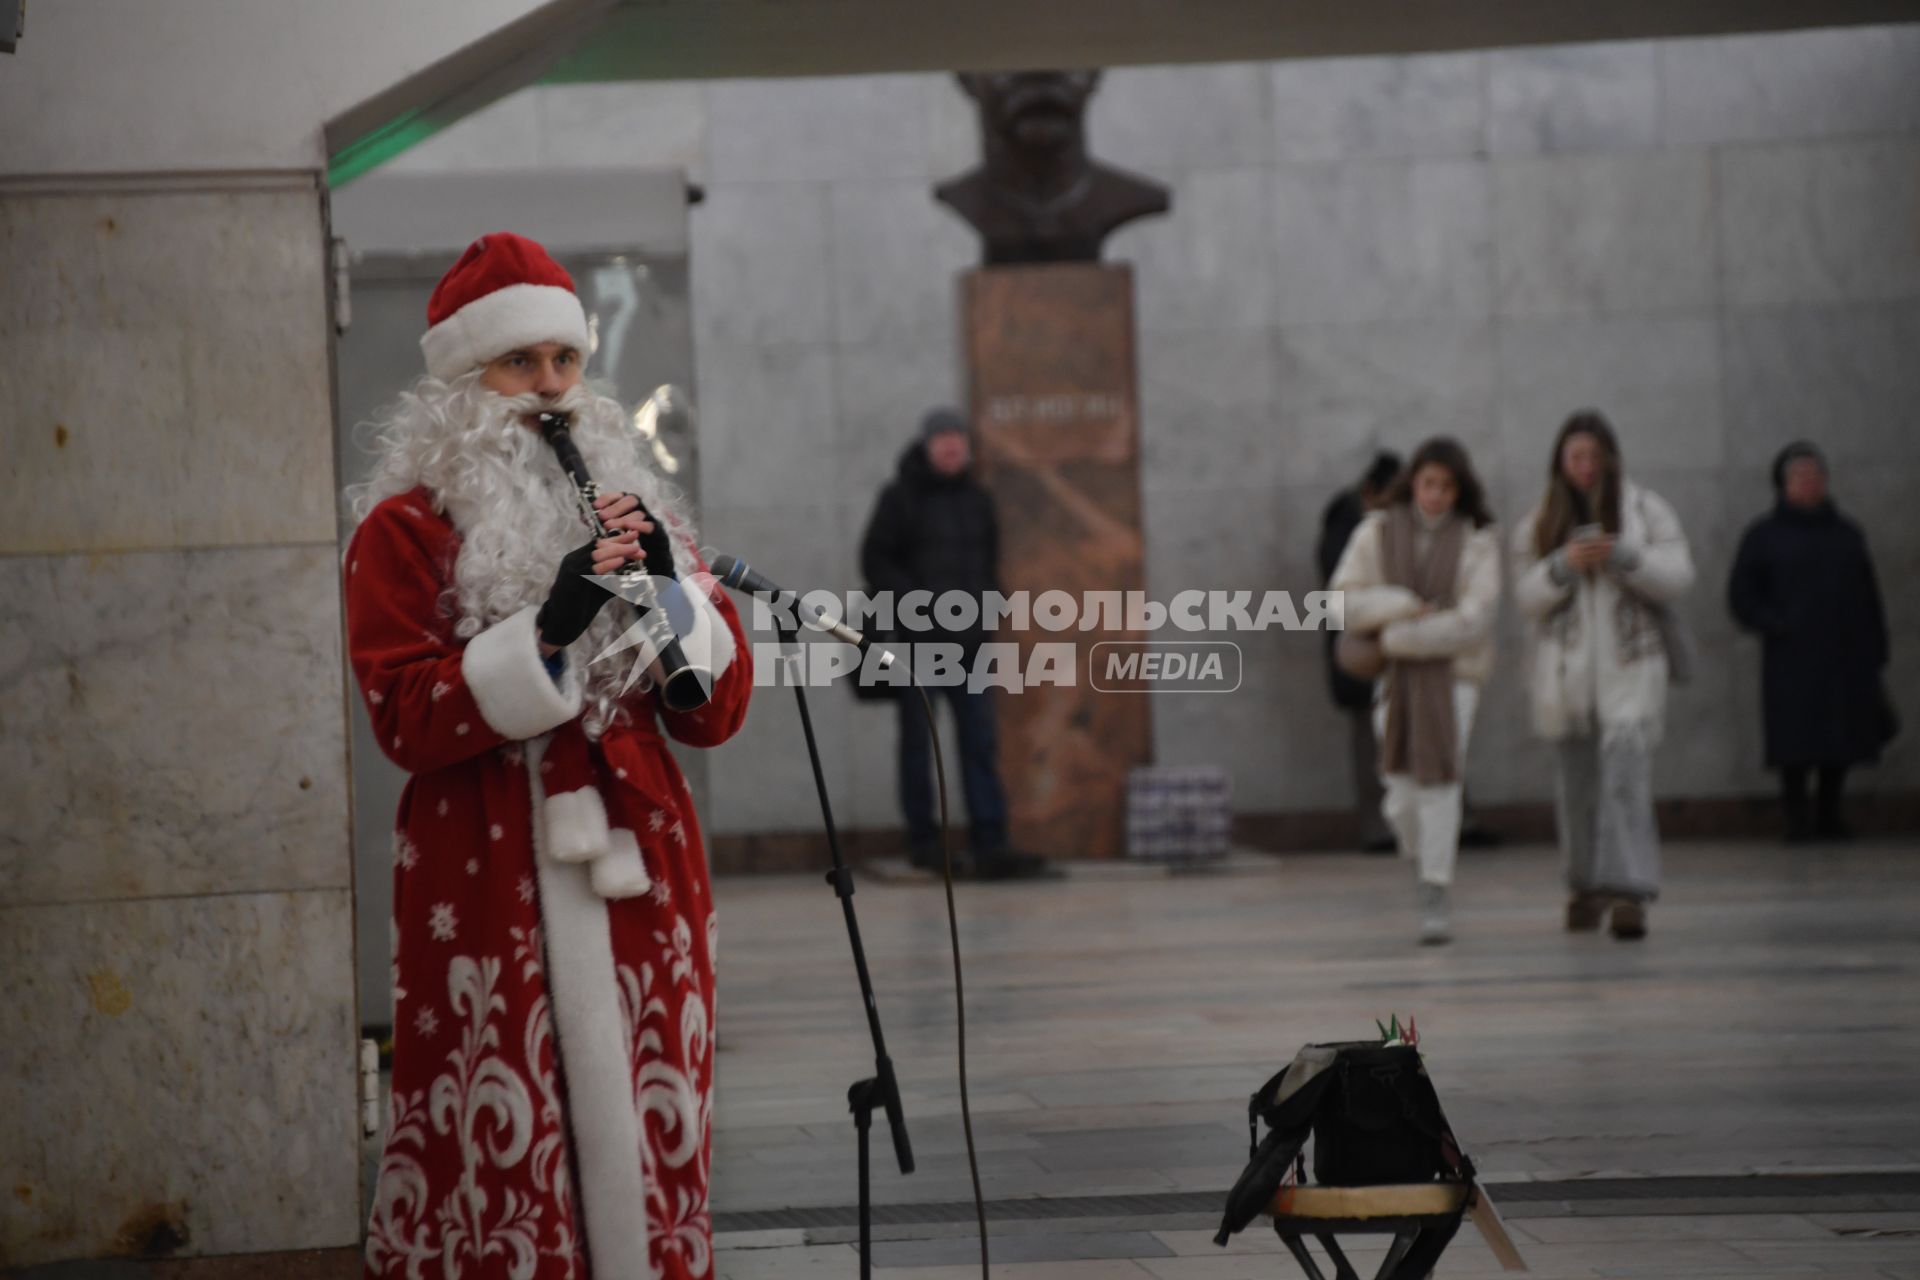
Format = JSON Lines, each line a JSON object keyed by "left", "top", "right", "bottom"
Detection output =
{"left": 709, "top": 554, "right": 895, "bottom": 666}
{"left": 537, "top": 411, "right": 714, "bottom": 713}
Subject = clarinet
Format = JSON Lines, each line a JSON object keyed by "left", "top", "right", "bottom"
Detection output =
{"left": 537, "top": 411, "right": 714, "bottom": 713}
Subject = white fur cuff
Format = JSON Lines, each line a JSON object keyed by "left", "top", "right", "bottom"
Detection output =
{"left": 590, "top": 829, "right": 652, "bottom": 900}
{"left": 462, "top": 605, "right": 582, "bottom": 740}
{"left": 544, "top": 787, "right": 610, "bottom": 864}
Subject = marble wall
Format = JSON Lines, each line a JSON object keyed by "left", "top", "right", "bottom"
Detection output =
{"left": 383, "top": 22, "right": 1920, "bottom": 830}
{"left": 0, "top": 181, "right": 360, "bottom": 1264}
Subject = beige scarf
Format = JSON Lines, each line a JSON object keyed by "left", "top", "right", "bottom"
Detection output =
{"left": 1379, "top": 505, "right": 1466, "bottom": 785}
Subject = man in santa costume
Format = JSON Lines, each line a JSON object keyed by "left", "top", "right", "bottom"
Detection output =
{"left": 345, "top": 232, "right": 752, "bottom": 1279}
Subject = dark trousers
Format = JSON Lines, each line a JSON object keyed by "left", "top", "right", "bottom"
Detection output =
{"left": 1782, "top": 764, "right": 1849, "bottom": 836}
{"left": 898, "top": 684, "right": 1009, "bottom": 855}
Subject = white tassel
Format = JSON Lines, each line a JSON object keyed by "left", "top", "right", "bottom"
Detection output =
{"left": 590, "top": 829, "right": 652, "bottom": 899}
{"left": 544, "top": 787, "right": 610, "bottom": 863}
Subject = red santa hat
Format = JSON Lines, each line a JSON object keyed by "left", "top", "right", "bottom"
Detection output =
{"left": 420, "top": 232, "right": 592, "bottom": 381}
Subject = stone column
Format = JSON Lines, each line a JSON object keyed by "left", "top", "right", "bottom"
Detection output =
{"left": 0, "top": 175, "right": 360, "bottom": 1264}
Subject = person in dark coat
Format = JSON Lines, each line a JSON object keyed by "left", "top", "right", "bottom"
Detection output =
{"left": 861, "top": 408, "right": 1047, "bottom": 878}
{"left": 1318, "top": 453, "right": 1402, "bottom": 852}
{"left": 1729, "top": 441, "right": 1895, "bottom": 842}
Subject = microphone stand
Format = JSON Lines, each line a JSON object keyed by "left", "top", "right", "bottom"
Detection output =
{"left": 774, "top": 618, "right": 914, "bottom": 1279}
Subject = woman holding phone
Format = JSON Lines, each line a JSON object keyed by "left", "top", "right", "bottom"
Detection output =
{"left": 1513, "top": 411, "right": 1695, "bottom": 939}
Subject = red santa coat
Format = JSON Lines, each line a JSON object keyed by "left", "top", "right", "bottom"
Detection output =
{"left": 346, "top": 489, "right": 752, "bottom": 1279}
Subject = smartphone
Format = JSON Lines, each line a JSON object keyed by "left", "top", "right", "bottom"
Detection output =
{"left": 1571, "top": 523, "right": 1605, "bottom": 543}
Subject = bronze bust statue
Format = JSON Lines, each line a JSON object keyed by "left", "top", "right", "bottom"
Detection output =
{"left": 935, "top": 70, "right": 1172, "bottom": 266}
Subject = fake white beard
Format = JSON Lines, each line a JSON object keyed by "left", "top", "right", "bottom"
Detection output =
{"left": 349, "top": 372, "right": 698, "bottom": 737}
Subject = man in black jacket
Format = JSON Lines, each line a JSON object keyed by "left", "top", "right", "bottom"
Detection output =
{"left": 861, "top": 409, "right": 1045, "bottom": 878}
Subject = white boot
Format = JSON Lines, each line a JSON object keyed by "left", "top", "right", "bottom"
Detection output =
{"left": 1418, "top": 881, "right": 1452, "bottom": 946}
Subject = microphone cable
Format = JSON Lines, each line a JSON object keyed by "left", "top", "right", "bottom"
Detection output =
{"left": 912, "top": 682, "right": 990, "bottom": 1277}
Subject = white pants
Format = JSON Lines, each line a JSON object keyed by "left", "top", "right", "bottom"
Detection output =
{"left": 1372, "top": 680, "right": 1479, "bottom": 888}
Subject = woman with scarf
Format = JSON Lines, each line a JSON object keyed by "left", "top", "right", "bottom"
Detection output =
{"left": 1331, "top": 438, "right": 1501, "bottom": 945}
{"left": 1513, "top": 411, "right": 1694, "bottom": 941}
{"left": 1729, "top": 441, "right": 1894, "bottom": 841}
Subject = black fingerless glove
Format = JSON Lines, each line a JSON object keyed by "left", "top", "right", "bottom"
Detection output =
{"left": 536, "top": 541, "right": 615, "bottom": 648}
{"left": 633, "top": 501, "right": 677, "bottom": 580}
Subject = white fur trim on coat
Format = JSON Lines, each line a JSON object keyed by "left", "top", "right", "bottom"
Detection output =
{"left": 590, "top": 828, "right": 653, "bottom": 899}
{"left": 420, "top": 283, "right": 590, "bottom": 381}
{"left": 462, "top": 605, "right": 583, "bottom": 740}
{"left": 524, "top": 738, "right": 653, "bottom": 1278}
{"left": 543, "top": 786, "right": 610, "bottom": 864}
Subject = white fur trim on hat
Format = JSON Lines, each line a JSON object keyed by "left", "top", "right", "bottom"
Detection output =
{"left": 420, "top": 283, "right": 590, "bottom": 381}
{"left": 461, "top": 605, "right": 582, "bottom": 739}
{"left": 590, "top": 828, "right": 652, "bottom": 899}
{"left": 543, "top": 787, "right": 610, "bottom": 864}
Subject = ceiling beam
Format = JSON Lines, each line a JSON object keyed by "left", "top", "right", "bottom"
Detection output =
{"left": 545, "top": 0, "right": 1920, "bottom": 81}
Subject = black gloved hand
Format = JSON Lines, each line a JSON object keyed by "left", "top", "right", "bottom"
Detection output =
{"left": 631, "top": 499, "right": 677, "bottom": 581}
{"left": 536, "top": 541, "right": 616, "bottom": 648}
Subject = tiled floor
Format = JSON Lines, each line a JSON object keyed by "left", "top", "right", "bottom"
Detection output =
{"left": 707, "top": 838, "right": 1920, "bottom": 1277}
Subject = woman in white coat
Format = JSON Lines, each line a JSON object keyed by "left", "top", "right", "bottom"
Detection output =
{"left": 1331, "top": 438, "right": 1502, "bottom": 945}
{"left": 1512, "top": 411, "right": 1695, "bottom": 940}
